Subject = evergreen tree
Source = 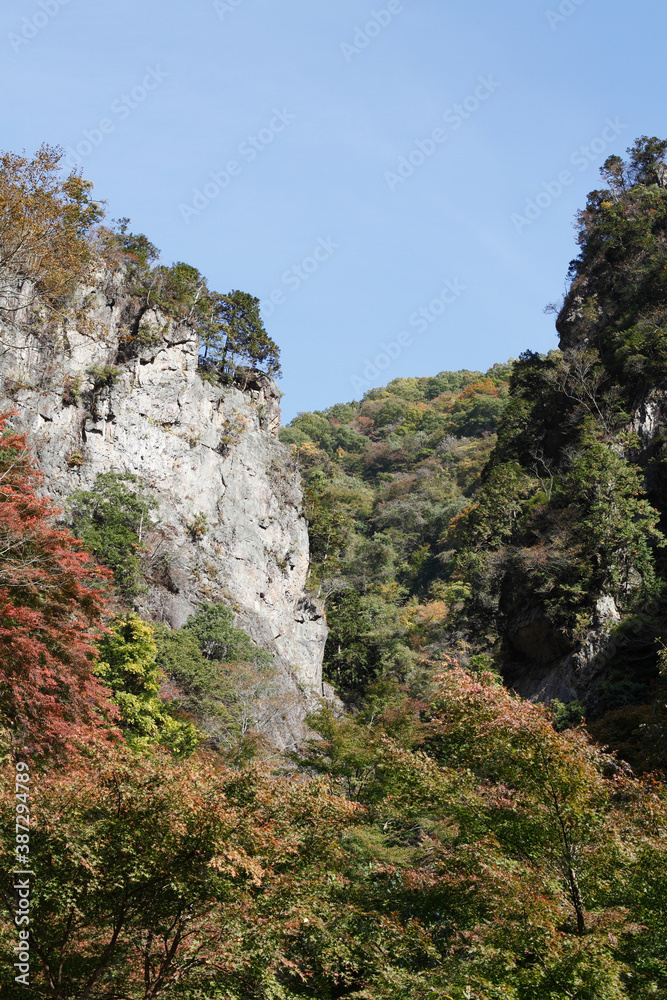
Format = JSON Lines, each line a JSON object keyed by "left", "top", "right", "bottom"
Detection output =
{"left": 200, "top": 289, "right": 281, "bottom": 380}
{"left": 96, "top": 614, "right": 200, "bottom": 756}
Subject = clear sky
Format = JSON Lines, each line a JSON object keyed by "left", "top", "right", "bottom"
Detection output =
{"left": 2, "top": 0, "right": 665, "bottom": 420}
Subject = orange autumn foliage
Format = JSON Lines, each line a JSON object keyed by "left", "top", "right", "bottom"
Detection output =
{"left": 0, "top": 414, "right": 117, "bottom": 754}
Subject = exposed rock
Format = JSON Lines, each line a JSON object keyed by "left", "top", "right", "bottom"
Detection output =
{"left": 498, "top": 542, "right": 626, "bottom": 709}
{"left": 0, "top": 274, "right": 327, "bottom": 748}
{"left": 556, "top": 276, "right": 609, "bottom": 350}
{"left": 508, "top": 284, "right": 667, "bottom": 711}
{"left": 630, "top": 387, "right": 667, "bottom": 509}
{"left": 509, "top": 639, "right": 619, "bottom": 708}
{"left": 632, "top": 389, "right": 667, "bottom": 444}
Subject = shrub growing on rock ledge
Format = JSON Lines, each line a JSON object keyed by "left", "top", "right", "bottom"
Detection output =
{"left": 68, "top": 471, "right": 158, "bottom": 600}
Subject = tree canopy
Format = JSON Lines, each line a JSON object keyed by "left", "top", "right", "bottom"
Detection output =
{"left": 0, "top": 144, "right": 105, "bottom": 310}
{"left": 0, "top": 415, "right": 116, "bottom": 755}
{"left": 1, "top": 138, "right": 667, "bottom": 999}
{"left": 199, "top": 288, "right": 282, "bottom": 381}
{"left": 0, "top": 146, "right": 282, "bottom": 380}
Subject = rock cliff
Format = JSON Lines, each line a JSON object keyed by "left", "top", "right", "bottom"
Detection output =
{"left": 500, "top": 292, "right": 667, "bottom": 712}
{"left": 500, "top": 584, "right": 622, "bottom": 709}
{"left": 0, "top": 272, "right": 328, "bottom": 748}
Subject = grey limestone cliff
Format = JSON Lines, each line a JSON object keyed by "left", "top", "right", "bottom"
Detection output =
{"left": 0, "top": 273, "right": 328, "bottom": 747}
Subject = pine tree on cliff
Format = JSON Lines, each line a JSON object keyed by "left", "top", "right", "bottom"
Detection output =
{"left": 199, "top": 289, "right": 282, "bottom": 381}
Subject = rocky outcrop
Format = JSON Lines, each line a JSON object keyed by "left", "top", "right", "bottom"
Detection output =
{"left": 0, "top": 273, "right": 328, "bottom": 748}
{"left": 631, "top": 387, "right": 667, "bottom": 510}
{"left": 510, "top": 274, "right": 667, "bottom": 711}
{"left": 496, "top": 547, "right": 621, "bottom": 707}
{"left": 502, "top": 593, "right": 622, "bottom": 709}
{"left": 555, "top": 275, "right": 609, "bottom": 351}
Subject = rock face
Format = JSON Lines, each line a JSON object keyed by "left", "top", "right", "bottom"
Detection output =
{"left": 502, "top": 590, "right": 621, "bottom": 709}
{"left": 631, "top": 387, "right": 667, "bottom": 508}
{"left": 555, "top": 274, "right": 607, "bottom": 351}
{"left": 0, "top": 273, "right": 327, "bottom": 748}
{"left": 502, "top": 282, "right": 667, "bottom": 711}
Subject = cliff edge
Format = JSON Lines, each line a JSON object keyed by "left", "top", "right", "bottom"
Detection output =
{"left": 0, "top": 272, "right": 328, "bottom": 747}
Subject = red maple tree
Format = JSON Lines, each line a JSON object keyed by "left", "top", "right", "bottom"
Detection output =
{"left": 0, "top": 413, "right": 118, "bottom": 754}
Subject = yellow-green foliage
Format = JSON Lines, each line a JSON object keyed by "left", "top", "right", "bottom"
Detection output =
{"left": 96, "top": 614, "right": 200, "bottom": 757}
{"left": 0, "top": 144, "right": 106, "bottom": 308}
{"left": 281, "top": 365, "right": 513, "bottom": 699}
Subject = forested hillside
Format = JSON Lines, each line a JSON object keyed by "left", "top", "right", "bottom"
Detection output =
{"left": 280, "top": 365, "right": 513, "bottom": 700}
{"left": 1, "top": 141, "right": 667, "bottom": 999}
{"left": 285, "top": 137, "right": 667, "bottom": 773}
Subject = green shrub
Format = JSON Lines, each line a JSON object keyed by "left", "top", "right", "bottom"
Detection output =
{"left": 68, "top": 471, "right": 158, "bottom": 598}
{"left": 96, "top": 613, "right": 201, "bottom": 757}
{"left": 88, "top": 364, "right": 121, "bottom": 389}
{"left": 551, "top": 699, "right": 586, "bottom": 731}
{"left": 181, "top": 601, "right": 271, "bottom": 666}
{"left": 187, "top": 511, "right": 209, "bottom": 540}
{"left": 154, "top": 602, "right": 274, "bottom": 758}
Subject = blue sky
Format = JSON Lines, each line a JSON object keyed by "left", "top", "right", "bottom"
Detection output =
{"left": 2, "top": 0, "right": 665, "bottom": 421}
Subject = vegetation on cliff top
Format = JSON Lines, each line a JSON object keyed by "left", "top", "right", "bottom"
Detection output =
{"left": 281, "top": 365, "right": 512, "bottom": 701}
{"left": 0, "top": 144, "right": 281, "bottom": 382}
